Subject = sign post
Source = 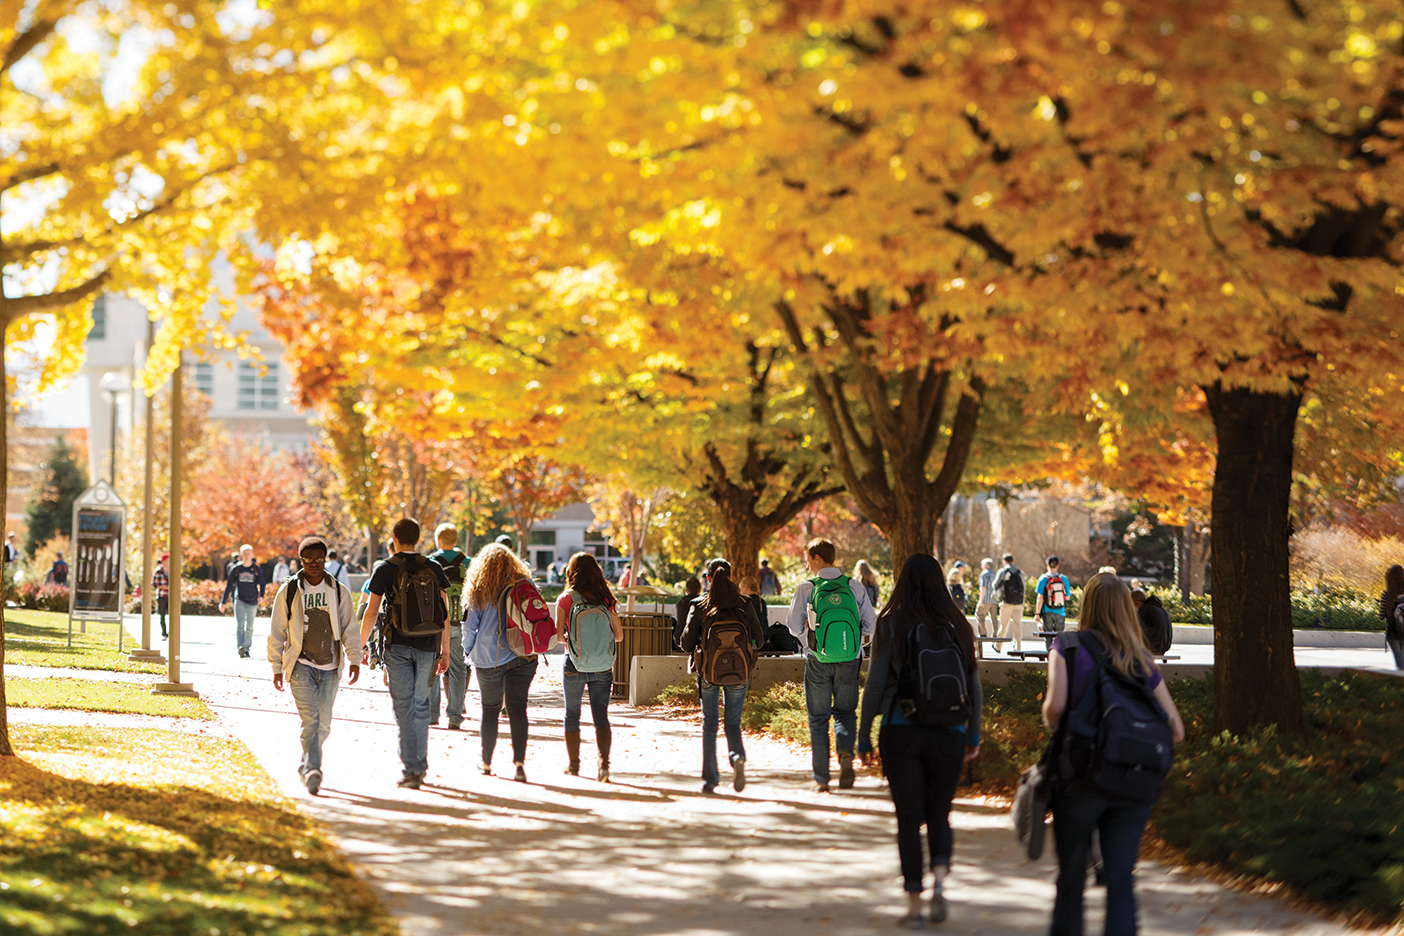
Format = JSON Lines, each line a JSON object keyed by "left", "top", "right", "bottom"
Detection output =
{"left": 68, "top": 481, "right": 127, "bottom": 650}
{"left": 153, "top": 358, "right": 195, "bottom": 697}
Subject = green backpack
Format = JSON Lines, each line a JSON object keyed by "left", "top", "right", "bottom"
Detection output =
{"left": 809, "top": 574, "right": 861, "bottom": 663}
{"left": 432, "top": 550, "right": 467, "bottom": 624}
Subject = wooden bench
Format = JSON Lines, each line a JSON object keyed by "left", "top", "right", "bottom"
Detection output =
{"left": 1007, "top": 649, "right": 1050, "bottom": 662}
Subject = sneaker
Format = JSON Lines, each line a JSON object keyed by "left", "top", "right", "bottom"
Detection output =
{"left": 304, "top": 769, "right": 322, "bottom": 796}
{"left": 237, "top": 648, "right": 249, "bottom": 658}
{"left": 815, "top": 782, "right": 831, "bottom": 793}
{"left": 838, "top": 758, "right": 856, "bottom": 789}
{"left": 732, "top": 757, "right": 746, "bottom": 793}
{"left": 513, "top": 764, "right": 527, "bottom": 783}
{"left": 447, "top": 719, "right": 463, "bottom": 730}
{"left": 929, "top": 891, "right": 947, "bottom": 924}
{"left": 397, "top": 772, "right": 422, "bottom": 789}
{"left": 479, "top": 761, "right": 492, "bottom": 776}
{"left": 701, "top": 783, "right": 717, "bottom": 795}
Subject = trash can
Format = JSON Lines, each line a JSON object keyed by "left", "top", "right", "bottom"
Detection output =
{"left": 614, "top": 612, "right": 674, "bottom": 699}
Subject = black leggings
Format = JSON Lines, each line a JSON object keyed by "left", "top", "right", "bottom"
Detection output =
{"left": 879, "top": 723, "right": 968, "bottom": 893}
{"left": 477, "top": 656, "right": 538, "bottom": 764}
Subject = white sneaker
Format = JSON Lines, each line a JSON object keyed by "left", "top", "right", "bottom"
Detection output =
{"left": 304, "top": 769, "right": 322, "bottom": 796}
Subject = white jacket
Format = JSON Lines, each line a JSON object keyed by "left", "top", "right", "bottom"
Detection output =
{"left": 268, "top": 574, "right": 360, "bottom": 679}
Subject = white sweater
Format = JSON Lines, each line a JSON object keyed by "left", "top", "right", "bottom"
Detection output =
{"left": 268, "top": 575, "right": 360, "bottom": 679}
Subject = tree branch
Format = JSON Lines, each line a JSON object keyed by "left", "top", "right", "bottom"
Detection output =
{"left": 2, "top": 16, "right": 57, "bottom": 77}
{"left": 0, "top": 268, "right": 110, "bottom": 320}
{"left": 0, "top": 162, "right": 60, "bottom": 193}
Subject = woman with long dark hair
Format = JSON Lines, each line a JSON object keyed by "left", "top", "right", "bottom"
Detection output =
{"left": 556, "top": 552, "right": 624, "bottom": 780}
{"left": 1380, "top": 564, "right": 1404, "bottom": 669}
{"left": 858, "top": 553, "right": 982, "bottom": 928}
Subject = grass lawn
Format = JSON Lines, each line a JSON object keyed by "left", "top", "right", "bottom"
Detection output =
{"left": 6, "top": 678, "right": 214, "bottom": 719}
{"left": 4, "top": 610, "right": 164, "bottom": 675}
{"left": 0, "top": 724, "right": 397, "bottom": 936}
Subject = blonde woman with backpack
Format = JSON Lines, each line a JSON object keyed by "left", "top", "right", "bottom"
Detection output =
{"left": 1042, "top": 572, "right": 1186, "bottom": 936}
{"left": 463, "top": 544, "right": 541, "bottom": 783}
{"left": 682, "top": 559, "right": 765, "bottom": 794}
{"left": 556, "top": 552, "right": 624, "bottom": 780}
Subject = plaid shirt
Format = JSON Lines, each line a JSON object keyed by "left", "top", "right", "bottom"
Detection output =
{"left": 153, "top": 568, "right": 169, "bottom": 599}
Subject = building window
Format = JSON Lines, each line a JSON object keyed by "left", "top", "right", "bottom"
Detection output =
{"left": 90, "top": 295, "right": 107, "bottom": 341}
{"left": 194, "top": 363, "right": 214, "bottom": 398}
{"left": 237, "top": 361, "right": 279, "bottom": 411}
{"left": 584, "top": 530, "right": 605, "bottom": 542}
{"left": 529, "top": 530, "right": 556, "bottom": 546}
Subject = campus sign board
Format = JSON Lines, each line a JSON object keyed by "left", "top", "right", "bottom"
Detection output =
{"left": 69, "top": 481, "right": 127, "bottom": 623}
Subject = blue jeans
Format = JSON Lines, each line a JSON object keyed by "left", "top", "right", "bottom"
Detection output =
{"left": 804, "top": 655, "right": 861, "bottom": 784}
{"left": 1050, "top": 784, "right": 1152, "bottom": 936}
{"left": 234, "top": 599, "right": 257, "bottom": 653}
{"left": 385, "top": 643, "right": 438, "bottom": 776}
{"left": 429, "top": 625, "right": 469, "bottom": 723}
{"left": 288, "top": 662, "right": 339, "bottom": 775}
{"left": 880, "top": 724, "right": 967, "bottom": 892}
{"left": 477, "top": 656, "right": 538, "bottom": 765}
{"left": 563, "top": 663, "right": 612, "bottom": 732}
{"left": 699, "top": 678, "right": 747, "bottom": 789}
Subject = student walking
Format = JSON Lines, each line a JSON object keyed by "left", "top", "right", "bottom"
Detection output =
{"left": 854, "top": 559, "right": 881, "bottom": 607}
{"left": 359, "top": 519, "right": 450, "bottom": 789}
{"left": 272, "top": 557, "right": 291, "bottom": 585}
{"left": 463, "top": 543, "right": 544, "bottom": 782}
{"left": 429, "top": 523, "right": 471, "bottom": 729}
{"left": 673, "top": 577, "right": 702, "bottom": 651}
{"left": 153, "top": 554, "right": 170, "bottom": 638}
{"left": 268, "top": 536, "right": 361, "bottom": 795}
{"left": 1035, "top": 556, "right": 1072, "bottom": 642}
{"left": 1042, "top": 573, "right": 1186, "bottom": 936}
{"left": 49, "top": 552, "right": 69, "bottom": 585}
{"left": 992, "top": 554, "right": 1025, "bottom": 653}
{"left": 858, "top": 554, "right": 982, "bottom": 928}
{"left": 324, "top": 550, "right": 351, "bottom": 588}
{"left": 1380, "top": 564, "right": 1404, "bottom": 669}
{"left": 555, "top": 553, "right": 624, "bottom": 781}
{"left": 974, "top": 558, "right": 997, "bottom": 639}
{"left": 758, "top": 558, "right": 781, "bottom": 596}
{"left": 220, "top": 544, "right": 266, "bottom": 658}
{"left": 785, "top": 539, "right": 878, "bottom": 792}
{"left": 682, "top": 559, "right": 764, "bottom": 794}
{"left": 945, "top": 560, "right": 968, "bottom": 612}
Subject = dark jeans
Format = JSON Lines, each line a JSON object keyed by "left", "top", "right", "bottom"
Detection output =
{"left": 477, "top": 656, "right": 538, "bottom": 764}
{"left": 804, "top": 655, "right": 861, "bottom": 784}
{"left": 1050, "top": 784, "right": 1152, "bottom": 936}
{"left": 879, "top": 724, "right": 967, "bottom": 893}
{"left": 430, "top": 625, "right": 469, "bottom": 723}
{"left": 563, "top": 663, "right": 612, "bottom": 732}
{"left": 1388, "top": 637, "right": 1404, "bottom": 670}
{"left": 157, "top": 596, "right": 169, "bottom": 636}
{"left": 699, "top": 678, "right": 747, "bottom": 789}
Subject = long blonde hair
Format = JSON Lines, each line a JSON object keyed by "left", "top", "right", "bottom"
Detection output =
{"left": 1077, "top": 572, "right": 1152, "bottom": 678}
{"left": 467, "top": 544, "right": 532, "bottom": 610}
{"left": 853, "top": 560, "right": 878, "bottom": 588}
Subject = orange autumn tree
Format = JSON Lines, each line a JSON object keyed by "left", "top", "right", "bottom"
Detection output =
{"left": 184, "top": 443, "right": 322, "bottom": 570}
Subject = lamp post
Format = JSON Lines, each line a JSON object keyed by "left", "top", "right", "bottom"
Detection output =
{"left": 98, "top": 371, "right": 130, "bottom": 485}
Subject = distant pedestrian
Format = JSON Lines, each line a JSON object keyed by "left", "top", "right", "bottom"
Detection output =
{"left": 785, "top": 539, "right": 877, "bottom": 792}
{"left": 974, "top": 558, "right": 998, "bottom": 639}
{"left": 992, "top": 554, "right": 1025, "bottom": 653}
{"left": 946, "top": 560, "right": 968, "bottom": 612}
{"left": 556, "top": 552, "right": 623, "bottom": 781}
{"left": 272, "top": 557, "right": 291, "bottom": 585}
{"left": 463, "top": 543, "right": 541, "bottom": 783}
{"left": 50, "top": 552, "right": 69, "bottom": 586}
{"left": 153, "top": 554, "right": 170, "bottom": 638}
{"left": 429, "top": 523, "right": 470, "bottom": 730}
{"left": 858, "top": 554, "right": 982, "bottom": 928}
{"left": 854, "top": 559, "right": 881, "bottom": 607}
{"left": 1131, "top": 589, "right": 1174, "bottom": 655}
{"left": 359, "top": 519, "right": 450, "bottom": 789}
{"left": 268, "top": 536, "right": 361, "bottom": 796}
{"left": 683, "top": 559, "right": 764, "bottom": 794}
{"left": 220, "top": 544, "right": 266, "bottom": 659}
{"left": 1380, "top": 564, "right": 1404, "bottom": 669}
{"left": 1042, "top": 572, "right": 1185, "bottom": 936}
{"left": 758, "top": 559, "right": 781, "bottom": 596}
{"left": 5, "top": 532, "right": 21, "bottom": 564}
{"left": 673, "top": 577, "right": 702, "bottom": 651}
{"left": 494, "top": 533, "right": 514, "bottom": 553}
{"left": 739, "top": 574, "right": 767, "bottom": 635}
{"left": 1035, "top": 556, "right": 1072, "bottom": 644}
{"left": 324, "top": 550, "right": 351, "bottom": 588}
{"left": 618, "top": 565, "right": 633, "bottom": 588}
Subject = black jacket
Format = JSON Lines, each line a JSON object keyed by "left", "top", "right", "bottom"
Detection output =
{"left": 682, "top": 595, "right": 764, "bottom": 654}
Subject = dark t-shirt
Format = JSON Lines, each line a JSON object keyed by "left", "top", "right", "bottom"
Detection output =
{"left": 369, "top": 553, "right": 450, "bottom": 653}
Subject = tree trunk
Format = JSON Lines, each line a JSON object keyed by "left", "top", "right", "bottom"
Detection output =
{"left": 366, "top": 526, "right": 380, "bottom": 569}
{"left": 0, "top": 323, "right": 12, "bottom": 756}
{"left": 719, "top": 509, "right": 770, "bottom": 588}
{"left": 886, "top": 495, "right": 938, "bottom": 575}
{"left": 1205, "top": 382, "right": 1303, "bottom": 735}
{"left": 1191, "top": 526, "right": 1211, "bottom": 596}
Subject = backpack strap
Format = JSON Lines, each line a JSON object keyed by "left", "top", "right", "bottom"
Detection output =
{"left": 283, "top": 570, "right": 303, "bottom": 619}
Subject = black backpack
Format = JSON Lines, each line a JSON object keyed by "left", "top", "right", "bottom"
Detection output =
{"left": 764, "top": 622, "right": 801, "bottom": 653}
{"left": 897, "top": 619, "right": 971, "bottom": 727}
{"left": 1001, "top": 567, "right": 1024, "bottom": 605}
{"left": 1060, "top": 632, "right": 1174, "bottom": 804}
{"left": 385, "top": 554, "right": 446, "bottom": 638}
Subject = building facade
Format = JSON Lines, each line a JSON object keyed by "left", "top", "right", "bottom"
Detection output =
{"left": 528, "top": 502, "right": 624, "bottom": 576}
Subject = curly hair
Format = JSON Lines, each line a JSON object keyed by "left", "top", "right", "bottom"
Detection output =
{"left": 466, "top": 544, "right": 532, "bottom": 611}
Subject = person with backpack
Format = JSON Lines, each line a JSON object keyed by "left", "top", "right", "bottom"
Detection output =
{"left": 1378, "top": 564, "right": 1404, "bottom": 669}
{"left": 758, "top": 558, "right": 781, "bottom": 596}
{"left": 992, "top": 554, "right": 1025, "bottom": 654}
{"left": 358, "top": 518, "right": 451, "bottom": 790}
{"left": 1035, "top": 556, "right": 1072, "bottom": 644}
{"left": 324, "top": 550, "right": 351, "bottom": 588}
{"left": 50, "top": 552, "right": 69, "bottom": 586}
{"left": 555, "top": 552, "right": 624, "bottom": 781}
{"left": 220, "top": 544, "right": 266, "bottom": 659}
{"left": 1131, "top": 588, "right": 1174, "bottom": 656}
{"left": 673, "top": 577, "right": 702, "bottom": 651}
{"left": 682, "top": 559, "right": 764, "bottom": 794}
{"left": 152, "top": 554, "right": 170, "bottom": 639}
{"left": 429, "top": 523, "right": 470, "bottom": 729}
{"left": 784, "top": 538, "right": 878, "bottom": 792}
{"left": 268, "top": 536, "right": 361, "bottom": 796}
{"left": 858, "top": 554, "right": 982, "bottom": 928}
{"left": 1042, "top": 572, "right": 1186, "bottom": 936}
{"left": 463, "top": 543, "right": 553, "bottom": 783}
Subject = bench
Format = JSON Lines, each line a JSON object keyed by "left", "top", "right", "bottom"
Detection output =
{"left": 1008, "top": 649, "right": 1050, "bottom": 662}
{"left": 975, "top": 635, "right": 1010, "bottom": 659}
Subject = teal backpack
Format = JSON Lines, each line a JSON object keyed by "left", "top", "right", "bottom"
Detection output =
{"left": 809, "top": 575, "right": 861, "bottom": 663}
{"left": 566, "top": 590, "right": 616, "bottom": 673}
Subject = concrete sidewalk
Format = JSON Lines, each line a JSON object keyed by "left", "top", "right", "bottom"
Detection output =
{"left": 97, "top": 612, "right": 1370, "bottom": 936}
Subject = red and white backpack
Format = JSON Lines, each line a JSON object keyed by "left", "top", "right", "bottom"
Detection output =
{"left": 498, "top": 577, "right": 559, "bottom": 657}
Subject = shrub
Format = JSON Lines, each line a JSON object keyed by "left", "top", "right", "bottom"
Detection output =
{"left": 740, "top": 681, "right": 810, "bottom": 742}
{"left": 35, "top": 584, "right": 70, "bottom": 613}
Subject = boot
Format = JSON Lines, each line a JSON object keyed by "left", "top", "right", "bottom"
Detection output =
{"left": 565, "top": 730, "right": 581, "bottom": 776}
{"left": 596, "top": 726, "right": 612, "bottom": 783}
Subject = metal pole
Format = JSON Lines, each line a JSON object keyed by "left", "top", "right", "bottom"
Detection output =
{"left": 154, "top": 356, "right": 193, "bottom": 695}
{"left": 130, "top": 319, "right": 163, "bottom": 663}
{"left": 108, "top": 394, "right": 117, "bottom": 485}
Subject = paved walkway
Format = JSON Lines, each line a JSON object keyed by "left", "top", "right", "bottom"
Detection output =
{"left": 12, "top": 613, "right": 1382, "bottom": 934}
